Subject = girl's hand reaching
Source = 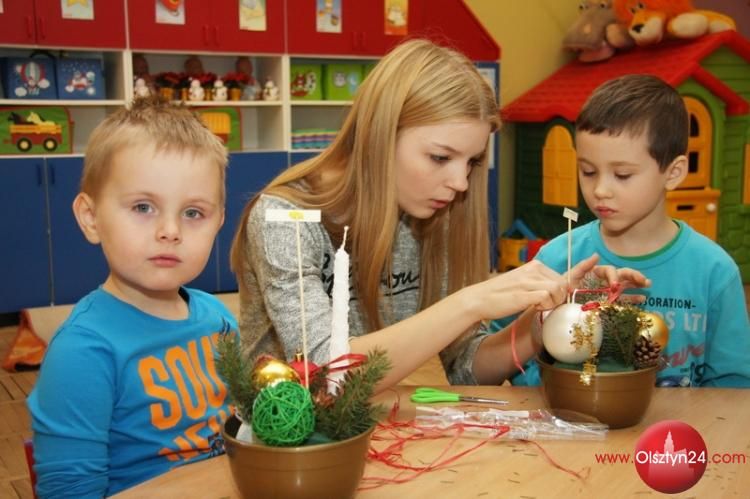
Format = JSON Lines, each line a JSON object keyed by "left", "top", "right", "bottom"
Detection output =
{"left": 467, "top": 260, "right": 568, "bottom": 321}
{"left": 466, "top": 254, "right": 651, "bottom": 322}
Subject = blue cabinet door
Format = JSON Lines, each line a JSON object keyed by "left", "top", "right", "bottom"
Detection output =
{"left": 217, "top": 152, "right": 290, "bottom": 291}
{"left": 46, "top": 157, "right": 109, "bottom": 305}
{"left": 0, "top": 158, "right": 51, "bottom": 312}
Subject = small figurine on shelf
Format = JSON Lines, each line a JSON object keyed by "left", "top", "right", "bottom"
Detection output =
{"left": 262, "top": 77, "right": 279, "bottom": 101}
{"left": 132, "top": 53, "right": 152, "bottom": 85}
{"left": 246, "top": 79, "right": 262, "bottom": 100}
{"left": 133, "top": 77, "right": 151, "bottom": 98}
{"left": 188, "top": 78, "right": 204, "bottom": 101}
{"left": 213, "top": 79, "right": 228, "bottom": 101}
{"left": 235, "top": 56, "right": 262, "bottom": 100}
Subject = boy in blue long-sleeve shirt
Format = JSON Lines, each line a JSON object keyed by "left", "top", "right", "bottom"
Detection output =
{"left": 27, "top": 97, "right": 238, "bottom": 497}
{"left": 513, "top": 74, "right": 750, "bottom": 388}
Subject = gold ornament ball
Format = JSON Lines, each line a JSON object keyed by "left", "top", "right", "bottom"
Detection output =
{"left": 639, "top": 311, "right": 670, "bottom": 349}
{"left": 251, "top": 356, "right": 300, "bottom": 390}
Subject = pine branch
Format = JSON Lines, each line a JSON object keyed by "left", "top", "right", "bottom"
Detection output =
{"left": 598, "top": 303, "right": 642, "bottom": 366}
{"left": 215, "top": 333, "right": 258, "bottom": 422}
{"left": 314, "top": 349, "right": 391, "bottom": 440}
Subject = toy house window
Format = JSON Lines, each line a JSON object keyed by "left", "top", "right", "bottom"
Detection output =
{"left": 542, "top": 125, "right": 577, "bottom": 207}
{"left": 681, "top": 97, "right": 712, "bottom": 189}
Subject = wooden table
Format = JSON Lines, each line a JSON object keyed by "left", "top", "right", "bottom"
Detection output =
{"left": 114, "top": 386, "right": 750, "bottom": 498}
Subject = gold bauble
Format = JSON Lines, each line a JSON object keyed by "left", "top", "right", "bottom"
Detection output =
{"left": 639, "top": 311, "right": 670, "bottom": 349}
{"left": 251, "top": 355, "right": 300, "bottom": 390}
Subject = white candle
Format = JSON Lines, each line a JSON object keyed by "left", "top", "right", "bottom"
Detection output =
{"left": 329, "top": 226, "right": 350, "bottom": 393}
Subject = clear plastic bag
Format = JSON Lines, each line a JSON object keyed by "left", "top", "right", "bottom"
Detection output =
{"left": 415, "top": 406, "right": 608, "bottom": 441}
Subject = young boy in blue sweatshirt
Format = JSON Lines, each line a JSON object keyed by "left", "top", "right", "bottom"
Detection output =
{"left": 513, "top": 74, "right": 750, "bottom": 388}
{"left": 27, "top": 97, "right": 238, "bottom": 497}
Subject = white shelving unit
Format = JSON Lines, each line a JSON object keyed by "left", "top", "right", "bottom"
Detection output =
{"left": 1, "top": 45, "right": 382, "bottom": 154}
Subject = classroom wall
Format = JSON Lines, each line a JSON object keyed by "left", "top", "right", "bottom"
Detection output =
{"left": 464, "top": 0, "right": 579, "bottom": 234}
{"left": 464, "top": 0, "right": 750, "bottom": 235}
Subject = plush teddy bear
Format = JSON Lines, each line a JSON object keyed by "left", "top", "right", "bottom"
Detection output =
{"left": 563, "top": 0, "right": 635, "bottom": 62}
{"left": 613, "top": 0, "right": 735, "bottom": 46}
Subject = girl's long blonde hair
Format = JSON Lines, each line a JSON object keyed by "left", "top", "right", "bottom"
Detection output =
{"left": 231, "top": 38, "right": 500, "bottom": 330}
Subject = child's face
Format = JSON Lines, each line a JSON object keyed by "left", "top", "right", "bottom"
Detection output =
{"left": 84, "top": 145, "right": 224, "bottom": 299}
{"left": 394, "top": 120, "right": 490, "bottom": 219}
{"left": 576, "top": 130, "right": 678, "bottom": 237}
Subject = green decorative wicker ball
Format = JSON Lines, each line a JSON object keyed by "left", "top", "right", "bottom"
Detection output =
{"left": 252, "top": 381, "right": 315, "bottom": 446}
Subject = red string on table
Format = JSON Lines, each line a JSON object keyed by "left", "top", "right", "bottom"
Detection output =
{"left": 360, "top": 393, "right": 590, "bottom": 490}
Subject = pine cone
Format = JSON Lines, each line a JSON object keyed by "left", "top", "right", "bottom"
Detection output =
{"left": 634, "top": 335, "right": 662, "bottom": 369}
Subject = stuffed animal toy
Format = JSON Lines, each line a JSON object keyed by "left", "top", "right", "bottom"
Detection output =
{"left": 613, "top": 0, "right": 735, "bottom": 46}
{"left": 563, "top": 0, "right": 635, "bottom": 62}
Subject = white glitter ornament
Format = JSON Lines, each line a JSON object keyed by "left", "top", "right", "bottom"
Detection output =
{"left": 542, "top": 303, "right": 603, "bottom": 364}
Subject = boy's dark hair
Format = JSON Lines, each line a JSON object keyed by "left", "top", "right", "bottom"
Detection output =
{"left": 576, "top": 74, "right": 688, "bottom": 171}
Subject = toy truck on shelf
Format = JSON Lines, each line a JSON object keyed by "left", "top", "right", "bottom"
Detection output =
{"left": 6, "top": 111, "right": 63, "bottom": 152}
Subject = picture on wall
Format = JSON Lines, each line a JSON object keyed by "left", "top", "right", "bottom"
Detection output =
{"left": 385, "top": 0, "right": 408, "bottom": 36}
{"left": 240, "top": 0, "right": 267, "bottom": 31}
{"left": 0, "top": 107, "right": 73, "bottom": 155}
{"left": 61, "top": 0, "right": 94, "bottom": 20}
{"left": 316, "top": 0, "right": 341, "bottom": 34}
{"left": 156, "top": 0, "right": 185, "bottom": 25}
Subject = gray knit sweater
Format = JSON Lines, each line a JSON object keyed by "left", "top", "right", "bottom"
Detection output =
{"left": 237, "top": 194, "right": 487, "bottom": 384}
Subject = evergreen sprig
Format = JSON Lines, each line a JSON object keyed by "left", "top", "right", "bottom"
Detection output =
{"left": 598, "top": 303, "right": 642, "bottom": 366}
{"left": 215, "top": 333, "right": 258, "bottom": 422}
{"left": 314, "top": 349, "right": 391, "bottom": 441}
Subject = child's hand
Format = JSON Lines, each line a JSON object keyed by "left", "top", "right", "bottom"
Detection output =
{"left": 566, "top": 253, "right": 651, "bottom": 301}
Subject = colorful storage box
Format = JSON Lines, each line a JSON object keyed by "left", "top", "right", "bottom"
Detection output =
{"left": 0, "top": 106, "right": 73, "bottom": 154}
{"left": 56, "top": 58, "right": 106, "bottom": 100}
{"left": 1, "top": 56, "right": 58, "bottom": 99}
{"left": 195, "top": 107, "right": 242, "bottom": 152}
{"left": 323, "top": 63, "right": 362, "bottom": 101}
{"left": 290, "top": 63, "right": 323, "bottom": 100}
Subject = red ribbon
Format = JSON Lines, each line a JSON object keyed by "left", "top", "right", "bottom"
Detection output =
{"left": 359, "top": 393, "right": 588, "bottom": 490}
{"left": 578, "top": 282, "right": 624, "bottom": 311}
{"left": 289, "top": 353, "right": 368, "bottom": 387}
{"left": 511, "top": 320, "right": 525, "bottom": 375}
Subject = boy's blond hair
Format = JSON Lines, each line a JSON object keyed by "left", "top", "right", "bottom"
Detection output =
{"left": 81, "top": 96, "right": 228, "bottom": 200}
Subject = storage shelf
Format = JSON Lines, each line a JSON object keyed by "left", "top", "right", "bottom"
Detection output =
{"left": 182, "top": 100, "right": 282, "bottom": 107}
{"left": 291, "top": 100, "right": 352, "bottom": 106}
{"left": 0, "top": 99, "right": 126, "bottom": 106}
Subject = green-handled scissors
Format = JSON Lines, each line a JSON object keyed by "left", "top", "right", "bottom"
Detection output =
{"left": 411, "top": 387, "right": 509, "bottom": 405}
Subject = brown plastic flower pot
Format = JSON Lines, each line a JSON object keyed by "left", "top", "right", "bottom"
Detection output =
{"left": 537, "top": 356, "right": 658, "bottom": 429}
{"left": 222, "top": 415, "right": 373, "bottom": 498}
